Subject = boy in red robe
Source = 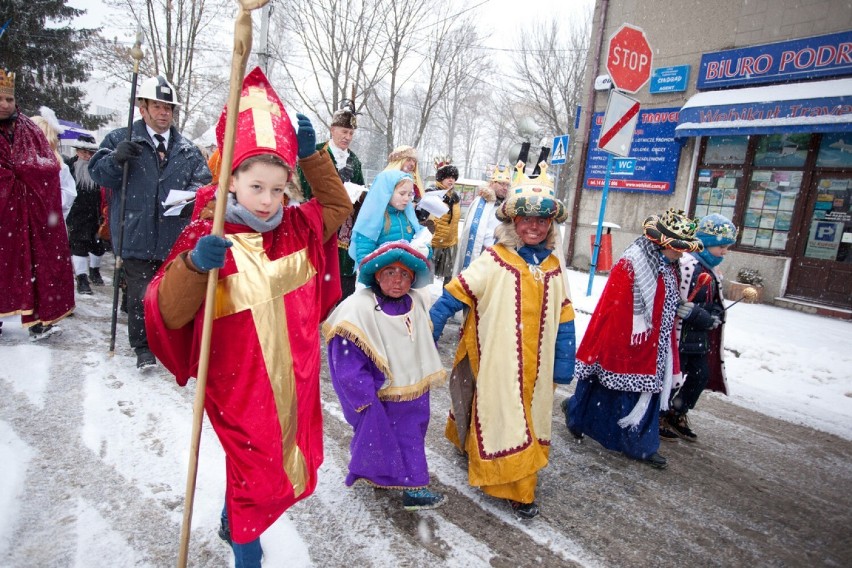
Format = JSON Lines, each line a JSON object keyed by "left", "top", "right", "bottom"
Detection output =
{"left": 143, "top": 67, "right": 351, "bottom": 567}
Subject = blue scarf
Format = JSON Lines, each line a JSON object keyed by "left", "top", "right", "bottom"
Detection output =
{"left": 694, "top": 248, "right": 724, "bottom": 268}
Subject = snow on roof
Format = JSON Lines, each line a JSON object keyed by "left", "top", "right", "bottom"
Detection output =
{"left": 682, "top": 77, "right": 852, "bottom": 109}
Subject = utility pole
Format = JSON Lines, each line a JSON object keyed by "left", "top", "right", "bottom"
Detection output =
{"left": 258, "top": 2, "right": 272, "bottom": 73}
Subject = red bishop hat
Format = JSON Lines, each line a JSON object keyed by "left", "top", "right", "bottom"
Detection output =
{"left": 216, "top": 66, "right": 298, "bottom": 173}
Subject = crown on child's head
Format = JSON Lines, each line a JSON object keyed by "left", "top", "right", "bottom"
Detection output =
{"left": 0, "top": 69, "right": 16, "bottom": 96}
{"left": 496, "top": 161, "right": 567, "bottom": 222}
{"left": 434, "top": 155, "right": 453, "bottom": 171}
{"left": 490, "top": 165, "right": 512, "bottom": 184}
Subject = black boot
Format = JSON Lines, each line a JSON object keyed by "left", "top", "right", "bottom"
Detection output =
{"left": 76, "top": 274, "right": 93, "bottom": 295}
{"left": 89, "top": 267, "right": 104, "bottom": 285}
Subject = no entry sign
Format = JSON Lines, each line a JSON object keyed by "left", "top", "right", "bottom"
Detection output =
{"left": 607, "top": 24, "right": 653, "bottom": 93}
{"left": 597, "top": 90, "right": 640, "bottom": 157}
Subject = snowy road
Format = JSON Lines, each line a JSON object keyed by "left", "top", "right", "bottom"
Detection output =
{"left": 1, "top": 260, "right": 851, "bottom": 567}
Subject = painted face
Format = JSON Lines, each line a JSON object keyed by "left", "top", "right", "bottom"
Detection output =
{"left": 139, "top": 99, "right": 174, "bottom": 134}
{"left": 389, "top": 179, "right": 414, "bottom": 211}
{"left": 661, "top": 248, "right": 683, "bottom": 262}
{"left": 402, "top": 158, "right": 417, "bottom": 173}
{"left": 706, "top": 245, "right": 730, "bottom": 258}
{"left": 493, "top": 181, "right": 509, "bottom": 199}
{"left": 376, "top": 265, "right": 413, "bottom": 298}
{"left": 229, "top": 161, "right": 290, "bottom": 221}
{"left": 514, "top": 216, "right": 552, "bottom": 245}
{"left": 330, "top": 125, "right": 354, "bottom": 150}
{"left": 0, "top": 94, "right": 15, "bottom": 120}
{"left": 441, "top": 177, "right": 457, "bottom": 191}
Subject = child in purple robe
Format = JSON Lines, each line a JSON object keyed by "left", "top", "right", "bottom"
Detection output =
{"left": 323, "top": 241, "right": 447, "bottom": 510}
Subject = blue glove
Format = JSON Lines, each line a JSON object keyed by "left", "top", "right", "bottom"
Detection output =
{"left": 189, "top": 235, "right": 232, "bottom": 272}
{"left": 296, "top": 113, "right": 316, "bottom": 159}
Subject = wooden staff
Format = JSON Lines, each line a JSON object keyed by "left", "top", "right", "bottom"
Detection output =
{"left": 177, "top": 1, "right": 268, "bottom": 566}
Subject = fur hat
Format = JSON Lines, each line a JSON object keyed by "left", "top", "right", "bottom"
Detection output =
{"left": 71, "top": 134, "right": 99, "bottom": 152}
{"left": 331, "top": 98, "right": 358, "bottom": 130}
{"left": 215, "top": 66, "right": 297, "bottom": 172}
{"left": 358, "top": 241, "right": 432, "bottom": 289}
{"left": 434, "top": 155, "right": 458, "bottom": 182}
{"left": 643, "top": 208, "right": 703, "bottom": 252}
{"left": 496, "top": 162, "right": 567, "bottom": 222}
{"left": 696, "top": 213, "right": 738, "bottom": 248}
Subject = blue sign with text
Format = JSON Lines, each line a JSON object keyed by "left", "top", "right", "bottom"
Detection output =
{"left": 583, "top": 107, "right": 682, "bottom": 194}
{"left": 611, "top": 158, "right": 636, "bottom": 175}
{"left": 697, "top": 30, "right": 852, "bottom": 89}
{"left": 650, "top": 65, "right": 690, "bottom": 93}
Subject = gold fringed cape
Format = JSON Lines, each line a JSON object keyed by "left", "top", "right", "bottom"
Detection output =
{"left": 445, "top": 244, "right": 574, "bottom": 503}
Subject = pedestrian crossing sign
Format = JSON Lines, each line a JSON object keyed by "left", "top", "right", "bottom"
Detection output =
{"left": 551, "top": 135, "right": 569, "bottom": 165}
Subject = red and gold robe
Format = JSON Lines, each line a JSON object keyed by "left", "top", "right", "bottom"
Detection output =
{"left": 144, "top": 200, "right": 332, "bottom": 544}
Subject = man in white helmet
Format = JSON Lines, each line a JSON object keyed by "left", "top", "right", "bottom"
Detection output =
{"left": 89, "top": 75, "right": 211, "bottom": 369}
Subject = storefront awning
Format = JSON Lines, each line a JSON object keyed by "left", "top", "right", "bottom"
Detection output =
{"left": 674, "top": 78, "right": 852, "bottom": 137}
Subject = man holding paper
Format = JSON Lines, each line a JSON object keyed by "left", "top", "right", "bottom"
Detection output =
{"left": 89, "top": 75, "right": 211, "bottom": 369}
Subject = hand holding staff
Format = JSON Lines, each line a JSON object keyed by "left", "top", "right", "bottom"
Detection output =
{"left": 177, "top": 2, "right": 269, "bottom": 566}
{"left": 108, "top": 31, "right": 144, "bottom": 355}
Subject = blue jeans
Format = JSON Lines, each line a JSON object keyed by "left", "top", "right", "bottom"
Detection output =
{"left": 222, "top": 505, "right": 263, "bottom": 568}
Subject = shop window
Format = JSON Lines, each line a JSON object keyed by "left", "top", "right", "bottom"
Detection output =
{"left": 803, "top": 177, "right": 851, "bottom": 263}
{"left": 816, "top": 133, "right": 852, "bottom": 169}
{"left": 704, "top": 135, "right": 748, "bottom": 165}
{"left": 740, "top": 170, "right": 803, "bottom": 250}
{"left": 754, "top": 134, "right": 811, "bottom": 168}
{"left": 694, "top": 168, "right": 742, "bottom": 220}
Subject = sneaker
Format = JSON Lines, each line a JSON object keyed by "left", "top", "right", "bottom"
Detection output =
{"left": 670, "top": 413, "right": 697, "bottom": 442}
{"left": 402, "top": 488, "right": 445, "bottom": 511}
{"left": 659, "top": 415, "right": 679, "bottom": 442}
{"left": 644, "top": 452, "right": 668, "bottom": 470}
{"left": 89, "top": 267, "right": 104, "bottom": 285}
{"left": 76, "top": 274, "right": 93, "bottom": 295}
{"left": 29, "top": 323, "right": 62, "bottom": 341}
{"left": 217, "top": 518, "right": 231, "bottom": 545}
{"left": 560, "top": 398, "right": 584, "bottom": 441}
{"left": 136, "top": 348, "right": 157, "bottom": 369}
{"left": 509, "top": 500, "right": 540, "bottom": 520}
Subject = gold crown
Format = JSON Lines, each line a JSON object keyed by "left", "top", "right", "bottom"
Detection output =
{"left": 0, "top": 70, "right": 16, "bottom": 95}
{"left": 434, "top": 155, "right": 453, "bottom": 170}
{"left": 490, "top": 165, "right": 512, "bottom": 184}
{"left": 511, "top": 161, "right": 554, "bottom": 190}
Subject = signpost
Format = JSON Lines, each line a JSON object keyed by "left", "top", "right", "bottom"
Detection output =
{"left": 550, "top": 134, "right": 570, "bottom": 201}
{"left": 588, "top": 23, "right": 652, "bottom": 296}
{"left": 606, "top": 24, "right": 653, "bottom": 93}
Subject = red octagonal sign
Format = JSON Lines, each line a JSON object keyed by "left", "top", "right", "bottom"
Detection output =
{"left": 606, "top": 24, "right": 653, "bottom": 93}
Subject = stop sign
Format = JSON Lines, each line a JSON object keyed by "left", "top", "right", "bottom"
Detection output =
{"left": 606, "top": 24, "right": 653, "bottom": 93}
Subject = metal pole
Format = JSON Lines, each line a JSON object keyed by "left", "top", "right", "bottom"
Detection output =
{"left": 108, "top": 31, "right": 144, "bottom": 354}
{"left": 586, "top": 153, "right": 612, "bottom": 296}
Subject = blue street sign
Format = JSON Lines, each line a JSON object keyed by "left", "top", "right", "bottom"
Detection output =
{"left": 551, "top": 135, "right": 570, "bottom": 165}
{"left": 611, "top": 157, "right": 636, "bottom": 175}
{"left": 650, "top": 65, "right": 690, "bottom": 93}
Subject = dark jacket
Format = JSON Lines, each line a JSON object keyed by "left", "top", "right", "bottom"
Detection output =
{"left": 679, "top": 259, "right": 725, "bottom": 355}
{"left": 89, "top": 119, "right": 211, "bottom": 261}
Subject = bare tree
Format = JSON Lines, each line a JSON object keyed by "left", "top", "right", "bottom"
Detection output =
{"left": 510, "top": 15, "right": 591, "bottom": 138}
{"left": 268, "top": 0, "right": 388, "bottom": 126}
{"left": 90, "top": 0, "right": 232, "bottom": 131}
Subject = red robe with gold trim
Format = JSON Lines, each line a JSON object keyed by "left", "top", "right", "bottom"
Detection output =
{"left": 144, "top": 199, "right": 331, "bottom": 544}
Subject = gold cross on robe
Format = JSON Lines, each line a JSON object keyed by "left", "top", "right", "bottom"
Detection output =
{"left": 214, "top": 232, "right": 316, "bottom": 497}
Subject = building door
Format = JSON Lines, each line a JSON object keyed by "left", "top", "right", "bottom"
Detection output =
{"left": 785, "top": 173, "right": 852, "bottom": 308}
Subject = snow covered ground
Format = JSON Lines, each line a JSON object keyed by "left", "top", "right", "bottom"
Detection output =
{"left": 1, "top": 267, "right": 850, "bottom": 566}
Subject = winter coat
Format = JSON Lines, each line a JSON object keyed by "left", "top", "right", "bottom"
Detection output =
{"left": 89, "top": 119, "right": 212, "bottom": 261}
{"left": 677, "top": 255, "right": 726, "bottom": 355}
{"left": 427, "top": 185, "right": 461, "bottom": 248}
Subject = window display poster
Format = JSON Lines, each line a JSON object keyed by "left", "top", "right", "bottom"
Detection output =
{"left": 583, "top": 107, "right": 681, "bottom": 194}
{"left": 817, "top": 133, "right": 852, "bottom": 169}
{"left": 740, "top": 227, "right": 757, "bottom": 246}
{"left": 770, "top": 231, "right": 788, "bottom": 250}
{"left": 804, "top": 220, "right": 844, "bottom": 260}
